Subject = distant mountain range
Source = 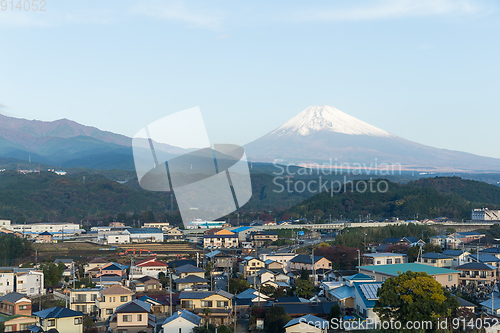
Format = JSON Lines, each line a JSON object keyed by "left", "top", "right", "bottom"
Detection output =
{"left": 1, "top": 107, "right": 500, "bottom": 172}
{"left": 244, "top": 105, "right": 500, "bottom": 173}
{"left": 0, "top": 114, "right": 185, "bottom": 170}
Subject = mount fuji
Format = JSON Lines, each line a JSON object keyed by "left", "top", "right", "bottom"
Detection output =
{"left": 244, "top": 105, "right": 500, "bottom": 172}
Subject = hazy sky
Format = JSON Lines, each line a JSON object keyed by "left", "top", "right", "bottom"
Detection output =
{"left": 1, "top": 0, "right": 499, "bottom": 157}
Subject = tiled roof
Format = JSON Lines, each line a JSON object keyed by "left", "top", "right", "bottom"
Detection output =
{"left": 163, "top": 310, "right": 201, "bottom": 326}
{"left": 284, "top": 314, "right": 328, "bottom": 329}
{"left": 33, "top": 307, "right": 84, "bottom": 319}
{"left": 175, "top": 264, "right": 205, "bottom": 274}
{"left": 0, "top": 292, "right": 30, "bottom": 303}
{"left": 100, "top": 284, "right": 134, "bottom": 296}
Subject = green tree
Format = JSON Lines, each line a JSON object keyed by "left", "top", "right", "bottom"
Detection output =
{"left": 202, "top": 308, "right": 211, "bottom": 329}
{"left": 264, "top": 306, "right": 291, "bottom": 333}
{"left": 374, "top": 271, "right": 459, "bottom": 332}
{"left": 299, "top": 268, "right": 309, "bottom": 281}
{"left": 295, "top": 278, "right": 314, "bottom": 299}
{"left": 229, "top": 276, "right": 249, "bottom": 294}
{"left": 329, "top": 303, "right": 341, "bottom": 321}
{"left": 261, "top": 285, "right": 276, "bottom": 297}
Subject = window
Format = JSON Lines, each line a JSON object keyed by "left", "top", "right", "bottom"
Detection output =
{"left": 395, "top": 258, "right": 401, "bottom": 264}
{"left": 91, "top": 294, "right": 97, "bottom": 301}
{"left": 201, "top": 301, "right": 212, "bottom": 307}
{"left": 18, "top": 280, "right": 23, "bottom": 284}
{"left": 386, "top": 259, "right": 392, "bottom": 265}
{"left": 123, "top": 315, "right": 132, "bottom": 322}
{"left": 19, "top": 305, "right": 28, "bottom": 310}
{"left": 106, "top": 309, "right": 113, "bottom": 315}
{"left": 137, "top": 314, "right": 142, "bottom": 321}
{"left": 75, "top": 317, "right": 83, "bottom": 325}
{"left": 121, "top": 296, "right": 128, "bottom": 302}
{"left": 217, "top": 301, "right": 228, "bottom": 308}
{"left": 181, "top": 300, "right": 193, "bottom": 308}
{"left": 4, "top": 325, "right": 12, "bottom": 332}
{"left": 448, "top": 275, "right": 453, "bottom": 281}
{"left": 101, "top": 296, "right": 106, "bottom": 302}
{"left": 48, "top": 319, "right": 55, "bottom": 327}
{"left": 30, "top": 288, "right": 35, "bottom": 294}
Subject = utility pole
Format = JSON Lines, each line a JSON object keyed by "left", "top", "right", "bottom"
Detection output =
{"left": 357, "top": 249, "right": 360, "bottom": 268}
{"left": 169, "top": 271, "right": 173, "bottom": 317}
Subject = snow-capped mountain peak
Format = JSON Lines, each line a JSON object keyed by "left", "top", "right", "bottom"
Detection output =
{"left": 271, "top": 105, "right": 394, "bottom": 137}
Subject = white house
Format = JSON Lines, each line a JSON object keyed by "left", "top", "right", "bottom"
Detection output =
{"left": 130, "top": 258, "right": 169, "bottom": 279}
{"left": 0, "top": 272, "right": 14, "bottom": 296}
{"left": 259, "top": 253, "right": 298, "bottom": 273}
{"left": 16, "top": 271, "right": 44, "bottom": 296}
{"left": 162, "top": 310, "right": 201, "bottom": 333}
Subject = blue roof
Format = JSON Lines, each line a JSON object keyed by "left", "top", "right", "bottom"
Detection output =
{"left": 346, "top": 273, "right": 376, "bottom": 281}
{"left": 231, "top": 226, "right": 253, "bottom": 233}
{"left": 354, "top": 282, "right": 382, "bottom": 309}
{"left": 235, "top": 288, "right": 258, "bottom": 299}
{"left": 467, "top": 254, "right": 500, "bottom": 263}
{"left": 34, "top": 307, "right": 84, "bottom": 319}
{"left": 331, "top": 285, "right": 355, "bottom": 300}
{"left": 422, "top": 252, "right": 452, "bottom": 259}
{"left": 163, "top": 310, "right": 201, "bottom": 326}
{"left": 443, "top": 250, "right": 467, "bottom": 256}
{"left": 481, "top": 247, "right": 500, "bottom": 254}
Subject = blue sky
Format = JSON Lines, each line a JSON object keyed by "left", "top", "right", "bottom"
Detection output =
{"left": 0, "top": 0, "right": 499, "bottom": 157}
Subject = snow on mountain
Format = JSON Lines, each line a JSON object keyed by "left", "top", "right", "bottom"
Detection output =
{"left": 271, "top": 105, "right": 394, "bottom": 137}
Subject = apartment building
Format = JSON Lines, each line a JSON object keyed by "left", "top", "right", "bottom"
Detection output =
{"left": 96, "top": 285, "right": 135, "bottom": 320}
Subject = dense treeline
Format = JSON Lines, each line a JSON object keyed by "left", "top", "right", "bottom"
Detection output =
{"left": 286, "top": 179, "right": 493, "bottom": 221}
{"left": 0, "top": 234, "right": 33, "bottom": 266}
{"left": 409, "top": 176, "right": 500, "bottom": 206}
{"left": 333, "top": 223, "right": 438, "bottom": 248}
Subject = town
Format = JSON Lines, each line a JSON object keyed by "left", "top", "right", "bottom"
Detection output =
{"left": 0, "top": 208, "right": 499, "bottom": 332}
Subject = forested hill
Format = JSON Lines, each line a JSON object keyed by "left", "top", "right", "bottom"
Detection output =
{"left": 286, "top": 178, "right": 500, "bottom": 221}
{"left": 408, "top": 176, "right": 500, "bottom": 207}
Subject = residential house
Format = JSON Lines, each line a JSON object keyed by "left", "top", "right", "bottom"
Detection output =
{"left": 456, "top": 262, "right": 496, "bottom": 285}
{"left": 108, "top": 300, "right": 155, "bottom": 333}
{"left": 31, "top": 307, "right": 85, "bottom": 333}
{"left": 179, "top": 290, "right": 234, "bottom": 326}
{"left": 166, "top": 227, "right": 185, "bottom": 241}
{"left": 264, "top": 259, "right": 283, "bottom": 271}
{"left": 289, "top": 255, "right": 332, "bottom": 272}
{"left": 259, "top": 253, "right": 298, "bottom": 273}
{"left": 1, "top": 316, "right": 36, "bottom": 332}
{"left": 452, "top": 231, "right": 485, "bottom": 243}
{"left": 481, "top": 247, "right": 500, "bottom": 260}
{"left": 203, "top": 229, "right": 239, "bottom": 249}
{"left": 358, "top": 263, "right": 459, "bottom": 287}
{"left": 284, "top": 314, "right": 328, "bottom": 333}
{"left": 69, "top": 288, "right": 103, "bottom": 314}
{"left": 125, "top": 228, "right": 164, "bottom": 243}
{"left": 97, "top": 262, "right": 128, "bottom": 278}
{"left": 381, "top": 236, "right": 424, "bottom": 247}
{"left": 234, "top": 288, "right": 270, "bottom": 316}
{"left": 239, "top": 257, "right": 265, "bottom": 278}
{"left": 130, "top": 257, "right": 169, "bottom": 279}
{"left": 353, "top": 282, "right": 382, "bottom": 322}
{"left": 36, "top": 231, "right": 53, "bottom": 243}
{"left": 466, "top": 253, "right": 500, "bottom": 278}
{"left": 442, "top": 250, "right": 470, "bottom": 268}
{"left": 96, "top": 284, "right": 135, "bottom": 320}
{"left": 175, "top": 275, "right": 210, "bottom": 292}
{"left": 84, "top": 258, "right": 109, "bottom": 278}
{"left": 0, "top": 272, "right": 14, "bottom": 296}
{"left": 420, "top": 253, "right": 453, "bottom": 268}
{"left": 131, "top": 276, "right": 162, "bottom": 293}
{"left": 138, "top": 294, "right": 179, "bottom": 316}
{"left": 0, "top": 292, "right": 31, "bottom": 316}
{"left": 175, "top": 264, "right": 205, "bottom": 279}
{"left": 161, "top": 309, "right": 201, "bottom": 333}
{"left": 363, "top": 253, "right": 407, "bottom": 266}
{"left": 205, "top": 250, "right": 233, "bottom": 270}
{"left": 16, "top": 271, "right": 44, "bottom": 296}
{"left": 249, "top": 231, "right": 278, "bottom": 247}
{"left": 230, "top": 226, "right": 262, "bottom": 241}
{"left": 271, "top": 299, "right": 336, "bottom": 318}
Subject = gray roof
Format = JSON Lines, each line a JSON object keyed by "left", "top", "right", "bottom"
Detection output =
{"left": 0, "top": 292, "right": 29, "bottom": 303}
{"left": 422, "top": 253, "right": 452, "bottom": 259}
{"left": 175, "top": 264, "right": 205, "bottom": 274}
{"left": 163, "top": 310, "right": 201, "bottom": 326}
{"left": 174, "top": 275, "right": 209, "bottom": 284}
